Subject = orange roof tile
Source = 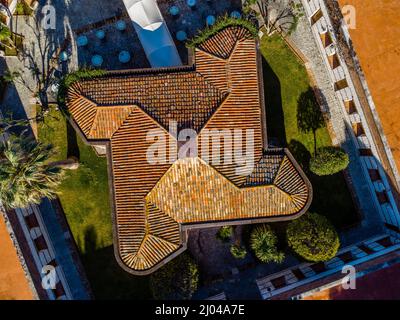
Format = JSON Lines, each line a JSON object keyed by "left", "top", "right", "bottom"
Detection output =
{"left": 66, "top": 26, "right": 312, "bottom": 274}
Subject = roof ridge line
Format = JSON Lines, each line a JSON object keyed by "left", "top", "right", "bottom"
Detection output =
{"left": 195, "top": 47, "right": 229, "bottom": 62}
{"left": 147, "top": 234, "right": 179, "bottom": 250}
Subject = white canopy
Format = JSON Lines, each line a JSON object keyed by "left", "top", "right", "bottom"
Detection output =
{"left": 123, "top": 0, "right": 182, "bottom": 68}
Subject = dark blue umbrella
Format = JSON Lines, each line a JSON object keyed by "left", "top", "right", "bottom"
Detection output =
{"left": 169, "top": 5, "right": 180, "bottom": 16}
{"left": 176, "top": 30, "right": 187, "bottom": 41}
{"left": 187, "top": 0, "right": 196, "bottom": 8}
{"left": 119, "top": 50, "right": 131, "bottom": 63}
{"left": 230, "top": 11, "right": 241, "bottom": 19}
{"left": 91, "top": 55, "right": 103, "bottom": 67}
{"left": 206, "top": 15, "right": 216, "bottom": 26}
{"left": 96, "top": 30, "right": 105, "bottom": 40}
{"left": 116, "top": 20, "right": 126, "bottom": 31}
{"left": 77, "top": 35, "right": 88, "bottom": 47}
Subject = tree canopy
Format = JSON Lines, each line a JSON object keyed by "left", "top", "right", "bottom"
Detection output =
{"left": 287, "top": 212, "right": 340, "bottom": 262}
{"left": 0, "top": 133, "right": 64, "bottom": 208}
{"left": 310, "top": 146, "right": 349, "bottom": 176}
{"left": 150, "top": 253, "right": 199, "bottom": 300}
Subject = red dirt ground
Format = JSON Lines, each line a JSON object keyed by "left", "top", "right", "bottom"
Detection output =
{"left": 0, "top": 215, "right": 33, "bottom": 300}
{"left": 338, "top": 0, "right": 400, "bottom": 172}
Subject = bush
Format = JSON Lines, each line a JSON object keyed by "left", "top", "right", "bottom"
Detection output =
{"left": 57, "top": 68, "right": 106, "bottom": 106}
{"left": 186, "top": 15, "right": 258, "bottom": 48}
{"left": 216, "top": 226, "right": 234, "bottom": 242}
{"left": 310, "top": 146, "right": 349, "bottom": 176}
{"left": 250, "top": 224, "right": 285, "bottom": 263}
{"left": 287, "top": 212, "right": 340, "bottom": 262}
{"left": 150, "top": 253, "right": 199, "bottom": 300}
{"left": 230, "top": 244, "right": 247, "bottom": 259}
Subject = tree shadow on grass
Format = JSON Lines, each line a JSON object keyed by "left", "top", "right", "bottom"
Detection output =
{"left": 287, "top": 139, "right": 358, "bottom": 230}
{"left": 262, "top": 57, "right": 287, "bottom": 147}
{"left": 297, "top": 87, "right": 324, "bottom": 155}
{"left": 80, "top": 225, "right": 151, "bottom": 300}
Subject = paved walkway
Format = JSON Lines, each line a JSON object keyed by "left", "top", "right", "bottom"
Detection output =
{"left": 0, "top": 215, "right": 34, "bottom": 300}
{"left": 1, "top": 8, "right": 93, "bottom": 300}
{"left": 289, "top": 1, "right": 384, "bottom": 245}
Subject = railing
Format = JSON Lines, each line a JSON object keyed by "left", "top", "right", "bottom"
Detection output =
{"left": 301, "top": 0, "right": 400, "bottom": 239}
{"left": 257, "top": 234, "right": 400, "bottom": 299}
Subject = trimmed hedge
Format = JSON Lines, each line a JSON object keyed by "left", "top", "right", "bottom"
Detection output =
{"left": 186, "top": 15, "right": 258, "bottom": 48}
{"left": 310, "top": 146, "right": 349, "bottom": 176}
{"left": 150, "top": 253, "right": 199, "bottom": 300}
{"left": 287, "top": 212, "right": 340, "bottom": 262}
{"left": 250, "top": 224, "right": 285, "bottom": 263}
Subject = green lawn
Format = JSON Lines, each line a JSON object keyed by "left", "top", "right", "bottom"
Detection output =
{"left": 259, "top": 35, "right": 359, "bottom": 229}
{"left": 38, "top": 108, "right": 151, "bottom": 299}
{"left": 37, "top": 33, "right": 357, "bottom": 298}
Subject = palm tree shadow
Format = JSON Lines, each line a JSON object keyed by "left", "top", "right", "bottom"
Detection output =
{"left": 262, "top": 57, "right": 287, "bottom": 147}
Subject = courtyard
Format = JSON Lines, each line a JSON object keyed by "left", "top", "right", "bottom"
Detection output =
{"left": 38, "top": 28, "right": 358, "bottom": 299}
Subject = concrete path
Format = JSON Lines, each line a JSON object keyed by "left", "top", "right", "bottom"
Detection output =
{"left": 289, "top": 1, "right": 384, "bottom": 245}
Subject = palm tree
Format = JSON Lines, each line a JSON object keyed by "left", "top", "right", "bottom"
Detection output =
{"left": 250, "top": 224, "right": 285, "bottom": 263}
{"left": 0, "top": 133, "right": 64, "bottom": 209}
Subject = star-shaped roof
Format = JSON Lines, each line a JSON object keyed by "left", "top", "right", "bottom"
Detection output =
{"left": 66, "top": 26, "right": 312, "bottom": 274}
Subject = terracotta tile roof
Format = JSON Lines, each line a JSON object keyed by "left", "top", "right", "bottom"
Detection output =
{"left": 66, "top": 26, "right": 312, "bottom": 274}
{"left": 68, "top": 70, "right": 227, "bottom": 133}
{"left": 197, "top": 26, "right": 254, "bottom": 59}
{"left": 147, "top": 155, "right": 309, "bottom": 223}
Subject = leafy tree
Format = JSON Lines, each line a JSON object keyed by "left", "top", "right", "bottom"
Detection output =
{"left": 216, "top": 225, "right": 234, "bottom": 242}
{"left": 150, "top": 253, "right": 199, "bottom": 300}
{"left": 250, "top": 224, "right": 285, "bottom": 263}
{"left": 230, "top": 244, "right": 247, "bottom": 259}
{"left": 0, "top": 133, "right": 64, "bottom": 209}
{"left": 310, "top": 146, "right": 349, "bottom": 176}
{"left": 287, "top": 212, "right": 340, "bottom": 262}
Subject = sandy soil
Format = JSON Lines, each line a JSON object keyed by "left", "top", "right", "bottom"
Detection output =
{"left": 338, "top": 0, "right": 400, "bottom": 171}
{"left": 0, "top": 215, "right": 33, "bottom": 300}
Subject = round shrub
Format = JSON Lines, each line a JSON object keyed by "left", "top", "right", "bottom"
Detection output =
{"left": 150, "top": 253, "right": 199, "bottom": 300}
{"left": 216, "top": 225, "right": 234, "bottom": 242}
{"left": 250, "top": 224, "right": 285, "bottom": 263}
{"left": 230, "top": 244, "right": 247, "bottom": 259}
{"left": 287, "top": 212, "right": 340, "bottom": 262}
{"left": 310, "top": 146, "right": 349, "bottom": 176}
